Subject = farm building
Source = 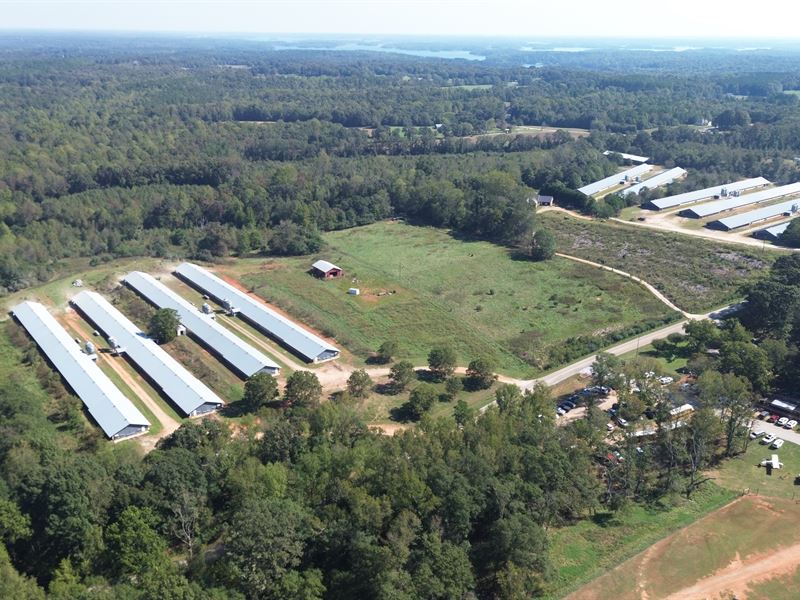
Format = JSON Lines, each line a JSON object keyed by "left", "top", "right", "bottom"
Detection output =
{"left": 754, "top": 220, "right": 794, "bottom": 242}
{"left": 11, "top": 301, "right": 150, "bottom": 439}
{"left": 602, "top": 150, "right": 649, "bottom": 164}
{"left": 578, "top": 164, "right": 653, "bottom": 196}
{"left": 310, "top": 260, "right": 343, "bottom": 279}
{"left": 620, "top": 167, "right": 687, "bottom": 197}
{"left": 707, "top": 197, "right": 800, "bottom": 231}
{"left": 645, "top": 177, "right": 771, "bottom": 211}
{"left": 175, "top": 263, "right": 340, "bottom": 363}
{"left": 71, "top": 291, "right": 224, "bottom": 416}
{"left": 535, "top": 195, "right": 555, "bottom": 206}
{"left": 680, "top": 182, "right": 800, "bottom": 218}
{"left": 123, "top": 271, "right": 280, "bottom": 378}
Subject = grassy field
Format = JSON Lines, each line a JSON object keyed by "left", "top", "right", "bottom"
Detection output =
{"left": 546, "top": 484, "right": 737, "bottom": 599}
{"left": 713, "top": 435, "right": 800, "bottom": 499}
{"left": 232, "top": 222, "right": 675, "bottom": 377}
{"left": 540, "top": 212, "right": 774, "bottom": 313}
{"left": 557, "top": 429, "right": 800, "bottom": 598}
{"left": 566, "top": 494, "right": 800, "bottom": 600}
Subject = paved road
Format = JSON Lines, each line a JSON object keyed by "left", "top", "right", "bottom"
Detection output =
{"left": 750, "top": 418, "right": 800, "bottom": 446}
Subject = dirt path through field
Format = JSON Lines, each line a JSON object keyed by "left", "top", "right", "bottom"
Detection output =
{"left": 663, "top": 541, "right": 800, "bottom": 599}
{"left": 99, "top": 353, "right": 182, "bottom": 451}
{"left": 555, "top": 253, "right": 692, "bottom": 317}
{"left": 61, "top": 306, "right": 181, "bottom": 451}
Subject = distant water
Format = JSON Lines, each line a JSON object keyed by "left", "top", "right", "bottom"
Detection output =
{"left": 273, "top": 43, "right": 486, "bottom": 61}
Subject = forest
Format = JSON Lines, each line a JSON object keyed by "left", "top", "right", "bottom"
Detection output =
{"left": 5, "top": 38, "right": 800, "bottom": 292}
{"left": 4, "top": 35, "right": 800, "bottom": 599}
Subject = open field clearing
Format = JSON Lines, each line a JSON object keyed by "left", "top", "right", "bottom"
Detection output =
{"left": 226, "top": 222, "right": 676, "bottom": 377}
{"left": 540, "top": 212, "right": 774, "bottom": 313}
{"left": 546, "top": 485, "right": 737, "bottom": 599}
{"left": 559, "top": 443, "right": 800, "bottom": 599}
{"left": 565, "top": 495, "right": 800, "bottom": 600}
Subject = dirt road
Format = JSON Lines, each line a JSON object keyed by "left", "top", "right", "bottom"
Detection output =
{"left": 663, "top": 541, "right": 800, "bottom": 599}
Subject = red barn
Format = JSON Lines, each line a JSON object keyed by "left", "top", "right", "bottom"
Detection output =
{"left": 310, "top": 260, "right": 343, "bottom": 279}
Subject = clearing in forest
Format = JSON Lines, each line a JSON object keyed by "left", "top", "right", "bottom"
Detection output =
{"left": 228, "top": 221, "right": 676, "bottom": 377}
{"left": 540, "top": 211, "right": 773, "bottom": 313}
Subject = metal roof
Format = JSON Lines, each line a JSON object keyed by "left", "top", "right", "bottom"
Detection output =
{"left": 71, "top": 291, "right": 224, "bottom": 416}
{"left": 174, "top": 263, "right": 340, "bottom": 363}
{"left": 756, "top": 220, "right": 794, "bottom": 240}
{"left": 648, "top": 177, "right": 771, "bottom": 210}
{"left": 603, "top": 150, "right": 649, "bottom": 163}
{"left": 709, "top": 197, "right": 800, "bottom": 231}
{"left": 620, "top": 167, "right": 687, "bottom": 197}
{"left": 578, "top": 164, "right": 653, "bottom": 196}
{"left": 123, "top": 271, "right": 279, "bottom": 378}
{"left": 681, "top": 182, "right": 800, "bottom": 218}
{"left": 11, "top": 301, "right": 150, "bottom": 439}
{"left": 311, "top": 260, "right": 341, "bottom": 273}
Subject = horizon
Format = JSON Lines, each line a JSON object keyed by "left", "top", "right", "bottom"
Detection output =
{"left": 3, "top": 0, "right": 800, "bottom": 39}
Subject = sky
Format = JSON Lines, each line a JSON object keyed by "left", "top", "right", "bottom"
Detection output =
{"left": 1, "top": 0, "right": 798, "bottom": 39}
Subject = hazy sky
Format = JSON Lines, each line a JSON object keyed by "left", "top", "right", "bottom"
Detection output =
{"left": 1, "top": 0, "right": 798, "bottom": 38}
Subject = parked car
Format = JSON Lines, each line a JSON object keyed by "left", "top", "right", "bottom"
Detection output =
{"left": 787, "top": 420, "right": 798, "bottom": 430}
{"left": 562, "top": 400, "right": 576, "bottom": 410}
{"left": 762, "top": 433, "right": 777, "bottom": 445}
{"left": 608, "top": 408, "right": 618, "bottom": 417}
{"left": 771, "top": 439, "right": 785, "bottom": 450}
{"left": 778, "top": 417, "right": 789, "bottom": 427}
{"left": 750, "top": 430, "right": 765, "bottom": 439}
{"left": 556, "top": 407, "right": 566, "bottom": 416}
{"left": 606, "top": 422, "right": 615, "bottom": 432}
{"left": 612, "top": 450, "right": 625, "bottom": 462}
{"left": 768, "top": 414, "right": 781, "bottom": 423}
{"left": 757, "top": 410, "right": 770, "bottom": 419}
{"left": 658, "top": 376, "right": 674, "bottom": 385}
{"left": 616, "top": 417, "right": 629, "bottom": 428}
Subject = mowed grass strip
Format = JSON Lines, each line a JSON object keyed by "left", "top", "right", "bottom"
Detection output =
{"left": 236, "top": 222, "right": 672, "bottom": 378}
{"left": 546, "top": 484, "right": 736, "bottom": 599}
{"left": 564, "top": 494, "right": 800, "bottom": 600}
{"left": 540, "top": 212, "right": 774, "bottom": 313}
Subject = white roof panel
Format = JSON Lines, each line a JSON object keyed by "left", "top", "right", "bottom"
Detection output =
{"left": 758, "top": 220, "right": 793, "bottom": 240}
{"left": 311, "top": 260, "right": 340, "bottom": 273}
{"left": 682, "top": 182, "right": 800, "bottom": 218}
{"left": 11, "top": 301, "right": 150, "bottom": 439}
{"left": 71, "top": 291, "right": 224, "bottom": 416}
{"left": 603, "top": 150, "right": 649, "bottom": 163}
{"left": 123, "top": 271, "right": 279, "bottom": 378}
{"left": 649, "top": 177, "right": 771, "bottom": 210}
{"left": 174, "top": 263, "right": 339, "bottom": 363}
{"left": 620, "top": 167, "right": 687, "bottom": 197}
{"left": 578, "top": 164, "right": 653, "bottom": 196}
{"left": 710, "top": 197, "right": 800, "bottom": 231}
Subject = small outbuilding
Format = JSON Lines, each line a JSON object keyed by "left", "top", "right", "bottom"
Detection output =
{"left": 536, "top": 195, "right": 555, "bottom": 207}
{"left": 311, "top": 260, "right": 343, "bottom": 279}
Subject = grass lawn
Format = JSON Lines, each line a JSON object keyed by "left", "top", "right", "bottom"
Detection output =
{"left": 231, "top": 222, "right": 675, "bottom": 378}
{"left": 617, "top": 342, "right": 689, "bottom": 375}
{"left": 713, "top": 436, "right": 800, "bottom": 499}
{"left": 540, "top": 211, "right": 774, "bottom": 313}
{"left": 546, "top": 484, "right": 737, "bottom": 599}
{"left": 567, "top": 494, "right": 800, "bottom": 600}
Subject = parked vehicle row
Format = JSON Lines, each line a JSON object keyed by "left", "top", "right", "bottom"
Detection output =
{"left": 756, "top": 431, "right": 785, "bottom": 449}
{"left": 756, "top": 411, "right": 799, "bottom": 430}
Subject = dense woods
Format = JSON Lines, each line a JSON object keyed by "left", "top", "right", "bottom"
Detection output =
{"left": 4, "top": 35, "right": 800, "bottom": 599}
{"left": 5, "top": 38, "right": 800, "bottom": 292}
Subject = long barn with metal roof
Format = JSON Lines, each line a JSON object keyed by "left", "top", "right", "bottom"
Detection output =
{"left": 708, "top": 197, "right": 800, "bottom": 231}
{"left": 11, "top": 301, "right": 150, "bottom": 439}
{"left": 578, "top": 164, "right": 653, "bottom": 196}
{"left": 71, "top": 291, "right": 224, "bottom": 416}
{"left": 680, "top": 182, "right": 800, "bottom": 218}
{"left": 645, "top": 177, "right": 771, "bottom": 210}
{"left": 123, "top": 271, "right": 280, "bottom": 378}
{"left": 174, "top": 263, "right": 340, "bottom": 363}
{"left": 754, "top": 220, "right": 794, "bottom": 242}
{"left": 620, "top": 167, "right": 687, "bottom": 197}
